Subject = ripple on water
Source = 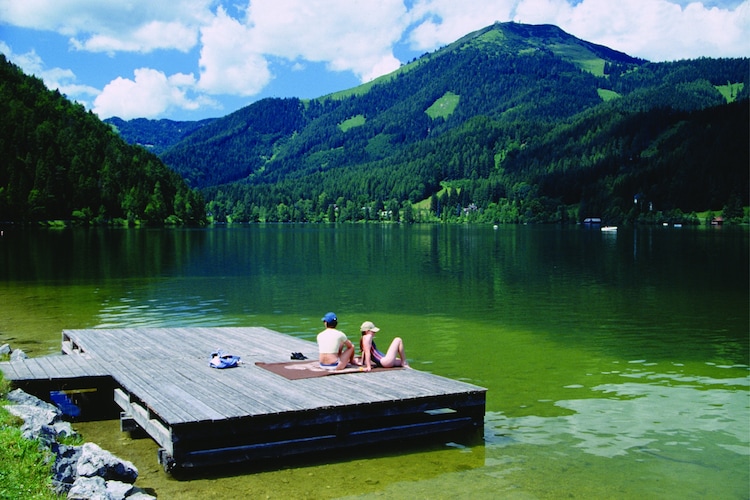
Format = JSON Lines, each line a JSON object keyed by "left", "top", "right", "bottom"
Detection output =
{"left": 96, "top": 295, "right": 234, "bottom": 328}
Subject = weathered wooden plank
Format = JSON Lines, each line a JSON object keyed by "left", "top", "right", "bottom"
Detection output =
{"left": 198, "top": 363, "right": 327, "bottom": 415}
{"left": 38, "top": 358, "right": 68, "bottom": 378}
{"left": 18, "top": 358, "right": 54, "bottom": 379}
{"left": 0, "top": 361, "right": 24, "bottom": 380}
{"left": 159, "top": 383, "right": 227, "bottom": 422}
{"left": 40, "top": 356, "right": 109, "bottom": 379}
{"left": 110, "top": 362, "right": 196, "bottom": 423}
{"left": 162, "top": 366, "right": 267, "bottom": 421}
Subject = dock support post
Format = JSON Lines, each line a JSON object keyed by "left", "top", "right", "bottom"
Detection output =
{"left": 158, "top": 449, "right": 175, "bottom": 473}
{"left": 120, "top": 412, "right": 137, "bottom": 433}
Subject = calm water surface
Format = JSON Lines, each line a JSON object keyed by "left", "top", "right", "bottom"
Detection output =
{"left": 1, "top": 224, "right": 748, "bottom": 499}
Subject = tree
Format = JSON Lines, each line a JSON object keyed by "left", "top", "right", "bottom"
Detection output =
{"left": 722, "top": 192, "right": 744, "bottom": 223}
{"left": 402, "top": 201, "right": 414, "bottom": 223}
{"left": 144, "top": 182, "right": 167, "bottom": 224}
{"left": 388, "top": 200, "right": 400, "bottom": 222}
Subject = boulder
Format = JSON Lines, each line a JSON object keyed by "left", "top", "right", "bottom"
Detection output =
{"left": 5, "top": 403, "right": 58, "bottom": 433}
{"left": 7, "top": 388, "right": 59, "bottom": 411}
{"left": 5, "top": 389, "right": 148, "bottom": 499}
{"left": 66, "top": 475, "right": 155, "bottom": 500}
{"left": 51, "top": 443, "right": 82, "bottom": 494}
{"left": 10, "top": 348, "right": 28, "bottom": 360}
{"left": 67, "top": 475, "right": 108, "bottom": 500}
{"left": 126, "top": 492, "right": 158, "bottom": 500}
{"left": 105, "top": 480, "right": 135, "bottom": 499}
{"left": 5, "top": 389, "right": 78, "bottom": 445}
{"left": 76, "top": 442, "right": 138, "bottom": 483}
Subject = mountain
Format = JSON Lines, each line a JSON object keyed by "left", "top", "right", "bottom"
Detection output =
{"left": 110, "top": 22, "right": 749, "bottom": 225}
{"left": 106, "top": 116, "right": 216, "bottom": 156}
{"left": 0, "top": 55, "right": 206, "bottom": 225}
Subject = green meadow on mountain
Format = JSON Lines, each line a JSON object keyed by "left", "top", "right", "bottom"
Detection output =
{"left": 2, "top": 22, "right": 748, "bottom": 225}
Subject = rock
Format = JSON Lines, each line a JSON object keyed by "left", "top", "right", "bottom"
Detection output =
{"left": 105, "top": 480, "right": 134, "bottom": 499}
{"left": 67, "top": 475, "right": 109, "bottom": 500}
{"left": 4, "top": 389, "right": 78, "bottom": 445}
{"left": 4, "top": 389, "right": 144, "bottom": 498}
{"left": 0, "top": 343, "right": 10, "bottom": 356}
{"left": 10, "top": 348, "right": 28, "bottom": 360}
{"left": 34, "top": 422, "right": 61, "bottom": 447}
{"left": 7, "top": 388, "right": 59, "bottom": 412}
{"left": 51, "top": 444, "right": 82, "bottom": 494}
{"left": 67, "top": 476, "right": 146, "bottom": 500}
{"left": 77, "top": 442, "right": 138, "bottom": 483}
{"left": 6, "top": 403, "right": 59, "bottom": 442}
{"left": 126, "top": 491, "right": 158, "bottom": 500}
{"left": 53, "top": 419, "right": 77, "bottom": 439}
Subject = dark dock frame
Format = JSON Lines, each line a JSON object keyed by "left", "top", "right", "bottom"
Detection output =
{"left": 1, "top": 327, "right": 486, "bottom": 471}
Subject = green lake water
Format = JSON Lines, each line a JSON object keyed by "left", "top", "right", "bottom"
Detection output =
{"left": 1, "top": 224, "right": 748, "bottom": 499}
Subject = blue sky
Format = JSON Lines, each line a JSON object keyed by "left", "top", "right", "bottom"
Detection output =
{"left": 1, "top": 0, "right": 747, "bottom": 121}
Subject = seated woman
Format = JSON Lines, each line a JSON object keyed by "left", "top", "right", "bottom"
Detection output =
{"left": 359, "top": 321, "right": 409, "bottom": 371}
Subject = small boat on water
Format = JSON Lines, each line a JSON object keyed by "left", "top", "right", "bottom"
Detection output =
{"left": 601, "top": 226, "right": 618, "bottom": 232}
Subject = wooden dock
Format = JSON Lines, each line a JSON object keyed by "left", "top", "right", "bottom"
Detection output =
{"left": 0, "top": 327, "right": 486, "bottom": 471}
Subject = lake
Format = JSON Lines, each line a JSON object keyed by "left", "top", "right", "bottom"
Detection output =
{"left": 1, "top": 224, "right": 748, "bottom": 499}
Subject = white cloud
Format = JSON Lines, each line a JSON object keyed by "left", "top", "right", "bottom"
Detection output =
{"left": 197, "top": 7, "right": 272, "bottom": 96}
{"left": 0, "top": 0, "right": 212, "bottom": 53}
{"left": 407, "top": 0, "right": 517, "bottom": 50}
{"left": 93, "top": 68, "right": 215, "bottom": 119}
{"left": 197, "top": 0, "right": 409, "bottom": 94}
{"left": 70, "top": 21, "right": 198, "bottom": 54}
{"left": 552, "top": 0, "right": 750, "bottom": 61}
{"left": 244, "top": 0, "right": 408, "bottom": 81}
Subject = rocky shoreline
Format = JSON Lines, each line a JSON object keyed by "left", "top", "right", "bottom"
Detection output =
{"left": 5, "top": 388, "right": 156, "bottom": 499}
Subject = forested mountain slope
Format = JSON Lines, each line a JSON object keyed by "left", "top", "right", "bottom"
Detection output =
{"left": 0, "top": 55, "right": 205, "bottom": 225}
{"left": 111, "top": 22, "right": 749, "bottom": 224}
{"left": 106, "top": 116, "right": 216, "bottom": 156}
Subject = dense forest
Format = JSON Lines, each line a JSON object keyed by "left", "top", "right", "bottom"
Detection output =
{"left": 0, "top": 55, "right": 205, "bottom": 225}
{"left": 110, "top": 23, "right": 747, "bottom": 226}
{"left": 2, "top": 22, "right": 747, "bottom": 226}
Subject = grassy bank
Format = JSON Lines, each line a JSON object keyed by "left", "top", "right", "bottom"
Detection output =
{"left": 0, "top": 372, "right": 59, "bottom": 499}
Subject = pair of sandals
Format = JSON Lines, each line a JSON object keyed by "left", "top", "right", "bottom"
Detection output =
{"left": 290, "top": 352, "right": 308, "bottom": 360}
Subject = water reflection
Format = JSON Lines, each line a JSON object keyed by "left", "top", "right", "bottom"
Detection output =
{"left": 1, "top": 224, "right": 747, "bottom": 498}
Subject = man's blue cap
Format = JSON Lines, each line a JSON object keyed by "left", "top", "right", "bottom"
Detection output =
{"left": 322, "top": 312, "right": 337, "bottom": 322}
